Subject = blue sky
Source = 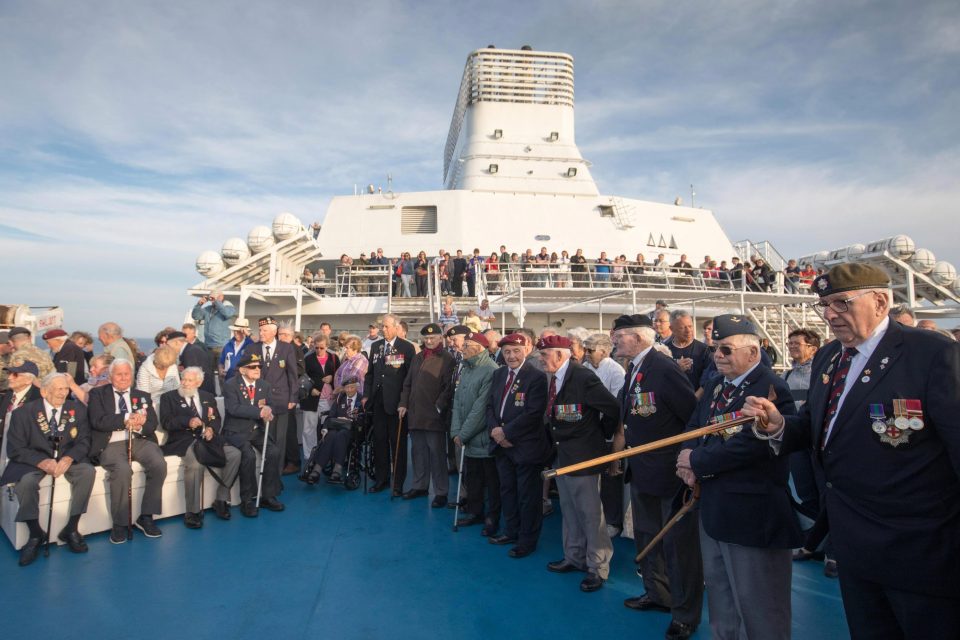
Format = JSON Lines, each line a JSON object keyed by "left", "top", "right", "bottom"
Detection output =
{"left": 2, "top": 0, "right": 958, "bottom": 336}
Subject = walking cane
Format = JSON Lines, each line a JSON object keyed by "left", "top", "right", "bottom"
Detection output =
{"left": 44, "top": 436, "right": 62, "bottom": 557}
{"left": 452, "top": 446, "right": 466, "bottom": 532}
{"left": 635, "top": 482, "right": 700, "bottom": 563}
{"left": 256, "top": 417, "right": 272, "bottom": 508}
{"left": 390, "top": 414, "right": 404, "bottom": 500}
{"left": 127, "top": 428, "right": 134, "bottom": 541}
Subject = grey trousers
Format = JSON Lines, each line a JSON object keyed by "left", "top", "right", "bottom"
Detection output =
{"left": 15, "top": 464, "right": 95, "bottom": 522}
{"left": 556, "top": 473, "right": 613, "bottom": 579}
{"left": 630, "top": 486, "right": 704, "bottom": 626}
{"left": 99, "top": 438, "right": 167, "bottom": 524}
{"left": 699, "top": 521, "right": 792, "bottom": 640}
{"left": 182, "top": 444, "right": 241, "bottom": 513}
{"left": 410, "top": 430, "right": 449, "bottom": 496}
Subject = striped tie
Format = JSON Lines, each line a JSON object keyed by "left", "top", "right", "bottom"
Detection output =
{"left": 821, "top": 347, "right": 858, "bottom": 448}
{"left": 714, "top": 382, "right": 737, "bottom": 415}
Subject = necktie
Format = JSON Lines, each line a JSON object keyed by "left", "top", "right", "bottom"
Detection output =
{"left": 247, "top": 384, "right": 256, "bottom": 403}
{"left": 117, "top": 391, "right": 128, "bottom": 415}
{"left": 500, "top": 370, "right": 516, "bottom": 417}
{"left": 821, "top": 347, "right": 858, "bottom": 448}
{"left": 714, "top": 382, "right": 737, "bottom": 415}
{"left": 546, "top": 376, "right": 557, "bottom": 419}
{"left": 190, "top": 397, "right": 200, "bottom": 417}
{"left": 50, "top": 409, "right": 58, "bottom": 429}
{"left": 264, "top": 345, "right": 272, "bottom": 366}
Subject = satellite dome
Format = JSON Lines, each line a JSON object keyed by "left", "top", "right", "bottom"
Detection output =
{"left": 813, "top": 251, "right": 830, "bottom": 269}
{"left": 196, "top": 250, "right": 226, "bottom": 277}
{"left": 221, "top": 237, "right": 251, "bottom": 266}
{"left": 884, "top": 235, "right": 915, "bottom": 259}
{"left": 272, "top": 212, "right": 302, "bottom": 240}
{"left": 910, "top": 248, "right": 936, "bottom": 274}
{"left": 247, "top": 226, "right": 275, "bottom": 253}
{"left": 931, "top": 261, "right": 957, "bottom": 287}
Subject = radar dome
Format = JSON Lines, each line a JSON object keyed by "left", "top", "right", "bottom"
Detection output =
{"left": 931, "top": 261, "right": 957, "bottom": 286}
{"left": 910, "top": 249, "right": 936, "bottom": 274}
{"left": 885, "top": 235, "right": 915, "bottom": 259}
{"left": 843, "top": 244, "right": 866, "bottom": 261}
{"left": 221, "top": 237, "right": 251, "bottom": 266}
{"left": 813, "top": 251, "right": 830, "bottom": 269}
{"left": 196, "top": 251, "right": 226, "bottom": 277}
{"left": 272, "top": 212, "right": 302, "bottom": 240}
{"left": 247, "top": 226, "right": 275, "bottom": 253}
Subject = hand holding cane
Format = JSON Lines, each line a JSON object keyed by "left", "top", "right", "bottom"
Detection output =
{"left": 44, "top": 436, "right": 63, "bottom": 558}
{"left": 452, "top": 446, "right": 466, "bottom": 532}
{"left": 390, "top": 414, "right": 404, "bottom": 500}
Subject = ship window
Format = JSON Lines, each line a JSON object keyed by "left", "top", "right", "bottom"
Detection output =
{"left": 669, "top": 235, "right": 678, "bottom": 250}
{"left": 401, "top": 206, "right": 438, "bottom": 234}
{"left": 647, "top": 234, "right": 656, "bottom": 247}
{"left": 599, "top": 206, "right": 614, "bottom": 218}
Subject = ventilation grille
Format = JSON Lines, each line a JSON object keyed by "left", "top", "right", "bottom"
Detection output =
{"left": 401, "top": 206, "right": 438, "bottom": 234}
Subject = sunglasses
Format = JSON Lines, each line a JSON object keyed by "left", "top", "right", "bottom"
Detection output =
{"left": 243, "top": 365, "right": 261, "bottom": 370}
{"left": 716, "top": 345, "right": 752, "bottom": 356}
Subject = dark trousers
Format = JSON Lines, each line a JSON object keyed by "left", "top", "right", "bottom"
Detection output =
{"left": 600, "top": 469, "right": 624, "bottom": 529}
{"left": 312, "top": 429, "right": 351, "bottom": 468}
{"left": 467, "top": 276, "right": 475, "bottom": 297}
{"left": 630, "top": 484, "right": 704, "bottom": 626}
{"left": 234, "top": 429, "right": 280, "bottom": 503}
{"left": 415, "top": 274, "right": 427, "bottom": 296}
{"left": 495, "top": 453, "right": 543, "bottom": 550}
{"left": 283, "top": 412, "right": 300, "bottom": 466}
{"left": 452, "top": 275, "right": 464, "bottom": 296}
{"left": 839, "top": 571, "right": 960, "bottom": 640}
{"left": 371, "top": 394, "right": 407, "bottom": 491}
{"left": 790, "top": 450, "right": 820, "bottom": 520}
{"left": 464, "top": 456, "right": 500, "bottom": 527}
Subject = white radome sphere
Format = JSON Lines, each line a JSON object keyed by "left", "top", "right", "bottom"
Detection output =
{"left": 952, "top": 280, "right": 960, "bottom": 298}
{"left": 931, "top": 261, "right": 957, "bottom": 286}
{"left": 247, "top": 225, "right": 275, "bottom": 253}
{"left": 221, "top": 237, "right": 251, "bottom": 266}
{"left": 196, "top": 250, "right": 226, "bottom": 276}
{"left": 843, "top": 244, "right": 866, "bottom": 261}
{"left": 884, "top": 235, "right": 915, "bottom": 259}
{"left": 910, "top": 248, "right": 936, "bottom": 274}
{"left": 272, "top": 212, "right": 302, "bottom": 240}
{"left": 813, "top": 251, "right": 831, "bottom": 269}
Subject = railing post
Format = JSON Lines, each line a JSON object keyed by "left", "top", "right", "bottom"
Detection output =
{"left": 387, "top": 265, "right": 392, "bottom": 314}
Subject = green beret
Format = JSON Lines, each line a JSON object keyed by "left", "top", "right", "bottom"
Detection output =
{"left": 814, "top": 263, "right": 890, "bottom": 297}
{"left": 420, "top": 323, "right": 442, "bottom": 336}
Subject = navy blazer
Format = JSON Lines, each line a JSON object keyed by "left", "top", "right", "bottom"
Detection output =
{"left": 485, "top": 362, "right": 551, "bottom": 466}
{"left": 780, "top": 322, "right": 960, "bottom": 597}
{"left": 547, "top": 362, "right": 619, "bottom": 475}
{"left": 0, "top": 386, "right": 41, "bottom": 428}
{"left": 249, "top": 341, "right": 301, "bottom": 413}
{"left": 363, "top": 338, "right": 417, "bottom": 413}
{"left": 620, "top": 349, "right": 697, "bottom": 497}
{"left": 325, "top": 392, "right": 363, "bottom": 426}
{"left": 159, "top": 389, "right": 222, "bottom": 457}
{"left": 0, "top": 399, "right": 91, "bottom": 484}
{"left": 87, "top": 385, "right": 160, "bottom": 461}
{"left": 685, "top": 363, "right": 800, "bottom": 548}
{"left": 180, "top": 342, "right": 216, "bottom": 395}
{"left": 222, "top": 376, "right": 271, "bottom": 447}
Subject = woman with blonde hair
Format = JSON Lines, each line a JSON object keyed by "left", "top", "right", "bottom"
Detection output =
{"left": 136, "top": 345, "right": 181, "bottom": 420}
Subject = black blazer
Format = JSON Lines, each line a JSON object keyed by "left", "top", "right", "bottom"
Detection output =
{"left": 159, "top": 389, "right": 222, "bottom": 456}
{"left": 87, "top": 385, "right": 160, "bottom": 460}
{"left": 485, "top": 362, "right": 551, "bottom": 466}
{"left": 249, "top": 341, "right": 301, "bottom": 413}
{"left": 685, "top": 364, "right": 800, "bottom": 549}
{"left": 180, "top": 342, "right": 216, "bottom": 395}
{"left": 620, "top": 349, "right": 697, "bottom": 497}
{"left": 0, "top": 386, "right": 41, "bottom": 428}
{"left": 301, "top": 349, "right": 340, "bottom": 412}
{"left": 0, "top": 399, "right": 91, "bottom": 484}
{"left": 547, "top": 362, "right": 619, "bottom": 475}
{"left": 325, "top": 392, "right": 363, "bottom": 426}
{"left": 363, "top": 338, "right": 417, "bottom": 413}
{"left": 781, "top": 321, "right": 960, "bottom": 597}
{"left": 221, "top": 375, "right": 271, "bottom": 446}
{"left": 53, "top": 340, "right": 88, "bottom": 385}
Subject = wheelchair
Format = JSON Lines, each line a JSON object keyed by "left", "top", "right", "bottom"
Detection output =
{"left": 300, "top": 406, "right": 376, "bottom": 491}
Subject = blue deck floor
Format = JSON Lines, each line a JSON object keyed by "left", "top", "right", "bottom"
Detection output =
{"left": 3, "top": 477, "right": 849, "bottom": 639}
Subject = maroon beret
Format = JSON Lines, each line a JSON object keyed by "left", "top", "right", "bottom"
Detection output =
{"left": 42, "top": 329, "right": 68, "bottom": 340}
{"left": 499, "top": 333, "right": 527, "bottom": 347}
{"left": 465, "top": 331, "right": 489, "bottom": 348}
{"left": 536, "top": 335, "right": 572, "bottom": 350}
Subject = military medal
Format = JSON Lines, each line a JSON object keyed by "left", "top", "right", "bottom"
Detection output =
{"left": 70, "top": 427, "right": 78, "bottom": 438}
{"left": 904, "top": 399, "right": 924, "bottom": 430}
{"left": 892, "top": 399, "right": 909, "bottom": 430}
{"left": 869, "top": 404, "right": 886, "bottom": 434}
{"left": 861, "top": 369, "right": 871, "bottom": 383}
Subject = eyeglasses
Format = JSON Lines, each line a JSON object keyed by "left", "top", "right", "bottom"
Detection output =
{"left": 716, "top": 344, "right": 752, "bottom": 356}
{"left": 583, "top": 348, "right": 595, "bottom": 354}
{"left": 812, "top": 290, "right": 875, "bottom": 314}
{"left": 787, "top": 340, "right": 810, "bottom": 347}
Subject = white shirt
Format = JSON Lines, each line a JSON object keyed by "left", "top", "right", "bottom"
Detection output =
{"left": 261, "top": 340, "right": 277, "bottom": 361}
{"left": 552, "top": 358, "right": 572, "bottom": 392}
{"left": 110, "top": 387, "right": 134, "bottom": 443}
{"left": 584, "top": 357, "right": 626, "bottom": 396}
{"left": 824, "top": 317, "right": 889, "bottom": 444}
{"left": 499, "top": 366, "right": 522, "bottom": 417}
{"left": 42, "top": 400, "right": 62, "bottom": 425}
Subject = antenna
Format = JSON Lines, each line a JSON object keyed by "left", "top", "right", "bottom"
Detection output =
{"left": 690, "top": 184, "right": 696, "bottom": 208}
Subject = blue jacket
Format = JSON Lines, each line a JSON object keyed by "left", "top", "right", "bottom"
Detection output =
{"left": 220, "top": 336, "right": 254, "bottom": 381}
{"left": 192, "top": 299, "right": 237, "bottom": 348}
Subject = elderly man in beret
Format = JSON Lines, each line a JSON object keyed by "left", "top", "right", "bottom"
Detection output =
{"left": 7, "top": 327, "right": 56, "bottom": 383}
{"left": 43, "top": 329, "right": 88, "bottom": 385}
{"left": 746, "top": 263, "right": 960, "bottom": 639}
{"left": 540, "top": 334, "right": 620, "bottom": 592}
{"left": 676, "top": 315, "right": 798, "bottom": 640}
{"left": 399, "top": 323, "right": 457, "bottom": 506}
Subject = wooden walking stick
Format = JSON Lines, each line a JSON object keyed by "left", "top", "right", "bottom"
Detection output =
{"left": 635, "top": 482, "right": 701, "bottom": 563}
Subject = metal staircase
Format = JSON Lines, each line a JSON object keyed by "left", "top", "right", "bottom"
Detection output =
{"left": 747, "top": 304, "right": 830, "bottom": 367}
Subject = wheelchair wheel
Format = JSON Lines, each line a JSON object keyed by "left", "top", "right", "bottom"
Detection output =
{"left": 344, "top": 472, "right": 361, "bottom": 491}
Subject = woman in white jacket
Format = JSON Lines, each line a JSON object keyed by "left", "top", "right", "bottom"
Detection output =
{"left": 136, "top": 345, "right": 181, "bottom": 424}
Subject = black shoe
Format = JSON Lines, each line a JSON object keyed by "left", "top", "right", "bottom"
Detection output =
{"left": 665, "top": 620, "right": 697, "bottom": 640}
{"left": 212, "top": 500, "right": 231, "bottom": 520}
{"left": 508, "top": 546, "right": 534, "bottom": 558}
{"left": 241, "top": 501, "right": 259, "bottom": 518}
{"left": 488, "top": 534, "right": 518, "bottom": 546}
{"left": 446, "top": 499, "right": 465, "bottom": 509}
{"left": 282, "top": 463, "right": 301, "bottom": 476}
{"left": 824, "top": 559, "right": 839, "bottom": 578}
{"left": 260, "top": 497, "right": 285, "bottom": 512}
{"left": 580, "top": 573, "right": 605, "bottom": 592}
{"left": 18, "top": 536, "right": 45, "bottom": 566}
{"left": 624, "top": 594, "right": 671, "bottom": 612}
{"left": 184, "top": 513, "right": 203, "bottom": 529}
{"left": 109, "top": 526, "right": 128, "bottom": 544}
{"left": 58, "top": 529, "right": 88, "bottom": 553}
{"left": 431, "top": 495, "right": 448, "bottom": 508}
{"left": 481, "top": 525, "right": 497, "bottom": 537}
{"left": 456, "top": 514, "right": 484, "bottom": 527}
{"left": 368, "top": 482, "right": 389, "bottom": 494}
{"left": 548, "top": 559, "right": 583, "bottom": 573}
{"left": 402, "top": 489, "right": 428, "bottom": 500}
{"left": 327, "top": 471, "right": 342, "bottom": 483}
{"left": 135, "top": 515, "right": 163, "bottom": 538}
{"left": 391, "top": 488, "right": 403, "bottom": 498}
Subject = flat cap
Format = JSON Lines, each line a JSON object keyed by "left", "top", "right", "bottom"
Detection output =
{"left": 465, "top": 331, "right": 489, "bottom": 348}
{"left": 420, "top": 323, "right": 442, "bottom": 336}
{"left": 612, "top": 314, "right": 652, "bottom": 330}
{"left": 8, "top": 327, "right": 31, "bottom": 338}
{"left": 814, "top": 263, "right": 890, "bottom": 297}
{"left": 711, "top": 314, "right": 758, "bottom": 341}
{"left": 536, "top": 335, "right": 572, "bottom": 350}
{"left": 42, "top": 329, "right": 68, "bottom": 340}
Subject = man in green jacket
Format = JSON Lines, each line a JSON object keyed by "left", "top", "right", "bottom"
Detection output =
{"left": 451, "top": 332, "right": 500, "bottom": 535}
